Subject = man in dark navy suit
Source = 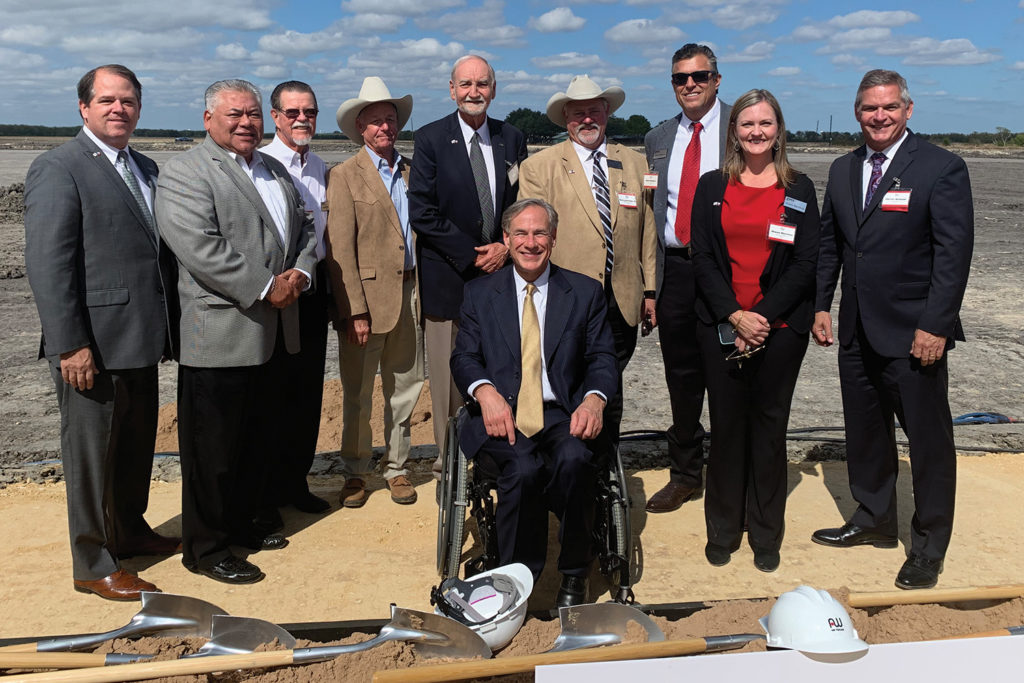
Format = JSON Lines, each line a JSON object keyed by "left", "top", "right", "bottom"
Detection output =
{"left": 408, "top": 55, "right": 528, "bottom": 457}
{"left": 812, "top": 69, "right": 974, "bottom": 590}
{"left": 451, "top": 198, "right": 617, "bottom": 607}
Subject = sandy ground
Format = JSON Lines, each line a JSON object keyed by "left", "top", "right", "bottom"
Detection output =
{"left": 1, "top": 145, "right": 1023, "bottom": 646}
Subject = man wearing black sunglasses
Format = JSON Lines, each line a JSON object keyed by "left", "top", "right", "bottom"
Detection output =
{"left": 644, "top": 44, "right": 731, "bottom": 514}
{"left": 261, "top": 81, "right": 332, "bottom": 519}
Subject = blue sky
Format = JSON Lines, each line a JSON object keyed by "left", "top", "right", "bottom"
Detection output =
{"left": 1, "top": 0, "right": 1021, "bottom": 134}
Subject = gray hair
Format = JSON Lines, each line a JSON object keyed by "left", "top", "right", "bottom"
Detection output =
{"left": 450, "top": 55, "right": 496, "bottom": 87}
{"left": 672, "top": 43, "right": 718, "bottom": 73}
{"left": 855, "top": 69, "right": 912, "bottom": 109}
{"left": 205, "top": 79, "right": 262, "bottom": 112}
{"left": 501, "top": 198, "right": 558, "bottom": 234}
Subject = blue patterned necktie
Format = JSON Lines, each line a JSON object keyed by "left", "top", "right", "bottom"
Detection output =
{"left": 864, "top": 151, "right": 886, "bottom": 210}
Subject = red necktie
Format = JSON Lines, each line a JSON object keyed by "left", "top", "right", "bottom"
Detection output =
{"left": 674, "top": 121, "right": 703, "bottom": 245}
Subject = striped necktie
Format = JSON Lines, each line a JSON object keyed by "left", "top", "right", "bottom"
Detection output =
{"left": 470, "top": 132, "right": 494, "bottom": 243}
{"left": 591, "top": 150, "right": 614, "bottom": 277}
{"left": 864, "top": 151, "right": 886, "bottom": 210}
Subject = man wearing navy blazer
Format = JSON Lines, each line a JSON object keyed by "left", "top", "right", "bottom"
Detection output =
{"left": 409, "top": 55, "right": 528, "bottom": 456}
{"left": 452, "top": 198, "right": 617, "bottom": 607}
{"left": 25, "top": 64, "right": 180, "bottom": 600}
{"left": 812, "top": 70, "right": 974, "bottom": 590}
{"left": 643, "top": 44, "right": 732, "bottom": 513}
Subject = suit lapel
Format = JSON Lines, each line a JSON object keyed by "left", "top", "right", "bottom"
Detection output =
{"left": 356, "top": 148, "right": 405, "bottom": 240}
{"left": 488, "top": 118, "right": 507, "bottom": 213}
{"left": 561, "top": 141, "right": 604, "bottom": 240}
{"left": 491, "top": 268, "right": 521, "bottom": 362}
{"left": 76, "top": 133, "right": 158, "bottom": 250}
{"left": 859, "top": 135, "right": 916, "bottom": 225}
{"left": 605, "top": 142, "right": 623, "bottom": 229}
{"left": 208, "top": 140, "right": 285, "bottom": 253}
{"left": 544, "top": 267, "right": 571, "bottom": 361}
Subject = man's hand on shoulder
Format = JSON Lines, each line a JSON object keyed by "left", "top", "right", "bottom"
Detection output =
{"left": 570, "top": 393, "right": 605, "bottom": 440}
{"left": 474, "top": 242, "right": 509, "bottom": 273}
{"left": 473, "top": 383, "right": 517, "bottom": 445}
{"left": 60, "top": 346, "right": 97, "bottom": 391}
{"left": 911, "top": 329, "right": 946, "bottom": 366}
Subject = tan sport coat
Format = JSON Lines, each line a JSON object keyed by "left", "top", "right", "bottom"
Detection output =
{"left": 519, "top": 139, "right": 656, "bottom": 326}
{"left": 325, "top": 147, "right": 415, "bottom": 335}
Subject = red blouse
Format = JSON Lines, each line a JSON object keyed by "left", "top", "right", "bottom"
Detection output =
{"left": 721, "top": 180, "right": 785, "bottom": 311}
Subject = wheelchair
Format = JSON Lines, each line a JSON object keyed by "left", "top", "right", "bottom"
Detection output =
{"left": 436, "top": 410, "right": 636, "bottom": 604}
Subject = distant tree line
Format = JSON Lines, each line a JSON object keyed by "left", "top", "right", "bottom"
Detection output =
{"left": 503, "top": 108, "right": 654, "bottom": 143}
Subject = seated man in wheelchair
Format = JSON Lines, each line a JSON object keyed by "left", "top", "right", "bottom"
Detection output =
{"left": 450, "top": 198, "right": 618, "bottom": 607}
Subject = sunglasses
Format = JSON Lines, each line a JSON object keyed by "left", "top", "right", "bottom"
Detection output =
{"left": 671, "top": 71, "right": 716, "bottom": 86}
{"left": 726, "top": 343, "right": 766, "bottom": 362}
{"left": 278, "top": 108, "right": 319, "bottom": 119}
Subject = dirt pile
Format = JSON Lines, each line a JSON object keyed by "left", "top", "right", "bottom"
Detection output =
{"left": 0, "top": 183, "right": 23, "bottom": 223}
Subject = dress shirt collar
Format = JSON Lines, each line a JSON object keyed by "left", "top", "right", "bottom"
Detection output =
{"left": 364, "top": 144, "right": 402, "bottom": 170}
{"left": 685, "top": 98, "right": 721, "bottom": 132}
{"left": 572, "top": 139, "right": 608, "bottom": 165}
{"left": 457, "top": 113, "right": 492, "bottom": 147}
{"left": 228, "top": 149, "right": 265, "bottom": 173}
{"left": 512, "top": 264, "right": 551, "bottom": 295}
{"left": 865, "top": 129, "right": 909, "bottom": 162}
{"left": 263, "top": 134, "right": 309, "bottom": 168}
{"left": 81, "top": 125, "right": 130, "bottom": 164}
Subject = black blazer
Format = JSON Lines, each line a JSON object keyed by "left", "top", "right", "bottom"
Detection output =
{"left": 408, "top": 112, "right": 528, "bottom": 321}
{"left": 450, "top": 264, "right": 617, "bottom": 459}
{"left": 690, "top": 170, "right": 820, "bottom": 334}
{"left": 816, "top": 131, "right": 973, "bottom": 357}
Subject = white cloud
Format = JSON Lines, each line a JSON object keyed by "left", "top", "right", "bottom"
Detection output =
{"left": 826, "top": 10, "right": 920, "bottom": 29}
{"left": 721, "top": 41, "right": 774, "bottom": 63}
{"left": 0, "top": 25, "right": 53, "bottom": 47}
{"left": 258, "top": 30, "right": 345, "bottom": 56}
{"left": 215, "top": 43, "right": 249, "bottom": 60}
{"left": 531, "top": 52, "right": 603, "bottom": 70}
{"left": 0, "top": 46, "right": 46, "bottom": 69}
{"left": 817, "top": 27, "right": 893, "bottom": 53}
{"left": 1012, "top": 61, "right": 1024, "bottom": 70}
{"left": 767, "top": 66, "right": 800, "bottom": 77}
{"left": 2, "top": 0, "right": 275, "bottom": 32}
{"left": 416, "top": 0, "right": 524, "bottom": 46}
{"left": 462, "top": 25, "right": 525, "bottom": 47}
{"left": 253, "top": 65, "right": 289, "bottom": 80}
{"left": 830, "top": 54, "right": 865, "bottom": 67}
{"left": 707, "top": 5, "right": 781, "bottom": 31}
{"left": 342, "top": 0, "right": 463, "bottom": 16}
{"left": 61, "top": 28, "right": 205, "bottom": 58}
{"left": 605, "top": 19, "right": 684, "bottom": 44}
{"left": 529, "top": 7, "right": 586, "bottom": 33}
{"left": 878, "top": 37, "right": 1001, "bottom": 65}
{"left": 340, "top": 14, "right": 408, "bottom": 34}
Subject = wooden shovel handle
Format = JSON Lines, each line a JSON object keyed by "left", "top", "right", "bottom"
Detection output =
{"left": 372, "top": 638, "right": 712, "bottom": 683}
{"left": 0, "top": 650, "right": 298, "bottom": 682}
{"left": 0, "top": 643, "right": 39, "bottom": 653}
{"left": 0, "top": 652, "right": 112, "bottom": 669}
{"left": 848, "top": 584, "right": 1024, "bottom": 608}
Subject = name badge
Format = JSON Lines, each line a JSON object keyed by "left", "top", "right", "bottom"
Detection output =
{"left": 652, "top": 149, "right": 668, "bottom": 160}
{"left": 506, "top": 162, "right": 519, "bottom": 186}
{"left": 767, "top": 222, "right": 796, "bottom": 244}
{"left": 783, "top": 196, "right": 807, "bottom": 213}
{"left": 643, "top": 172, "right": 658, "bottom": 189}
{"left": 881, "top": 189, "right": 911, "bottom": 211}
{"left": 617, "top": 192, "right": 638, "bottom": 208}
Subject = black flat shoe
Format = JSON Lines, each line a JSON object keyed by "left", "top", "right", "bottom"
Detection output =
{"left": 191, "top": 556, "right": 264, "bottom": 585}
{"left": 753, "top": 549, "right": 780, "bottom": 573}
{"left": 811, "top": 522, "right": 897, "bottom": 548}
{"left": 231, "top": 532, "right": 289, "bottom": 552}
{"left": 555, "top": 574, "right": 588, "bottom": 607}
{"left": 705, "top": 543, "right": 732, "bottom": 567}
{"left": 895, "top": 555, "right": 943, "bottom": 590}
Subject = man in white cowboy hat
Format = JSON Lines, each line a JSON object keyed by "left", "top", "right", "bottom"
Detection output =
{"left": 259, "top": 80, "right": 332, "bottom": 519}
{"left": 519, "top": 74, "right": 657, "bottom": 478}
{"left": 325, "top": 77, "right": 425, "bottom": 507}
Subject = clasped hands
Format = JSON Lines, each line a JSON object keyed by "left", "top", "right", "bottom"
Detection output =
{"left": 729, "top": 309, "right": 769, "bottom": 353}
{"left": 267, "top": 269, "right": 308, "bottom": 308}
{"left": 473, "top": 384, "right": 605, "bottom": 445}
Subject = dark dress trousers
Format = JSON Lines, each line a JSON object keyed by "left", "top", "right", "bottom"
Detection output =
{"left": 451, "top": 265, "right": 618, "bottom": 579}
{"left": 690, "top": 171, "right": 819, "bottom": 552}
{"left": 816, "top": 131, "right": 974, "bottom": 561}
{"left": 24, "top": 130, "right": 176, "bottom": 581}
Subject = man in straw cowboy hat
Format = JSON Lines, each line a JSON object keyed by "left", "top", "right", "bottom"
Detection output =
{"left": 326, "top": 77, "right": 425, "bottom": 507}
{"left": 519, "top": 75, "right": 657, "bottom": 492}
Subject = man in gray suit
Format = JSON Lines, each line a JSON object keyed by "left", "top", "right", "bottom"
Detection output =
{"left": 25, "top": 64, "right": 180, "bottom": 601}
{"left": 157, "top": 79, "right": 317, "bottom": 584}
{"left": 644, "top": 44, "right": 732, "bottom": 513}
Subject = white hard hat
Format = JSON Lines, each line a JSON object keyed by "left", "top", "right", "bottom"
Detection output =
{"left": 759, "top": 586, "right": 869, "bottom": 654}
{"left": 431, "top": 563, "right": 533, "bottom": 651}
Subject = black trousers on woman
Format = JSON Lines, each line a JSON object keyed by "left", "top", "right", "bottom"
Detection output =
{"left": 697, "top": 324, "right": 808, "bottom": 553}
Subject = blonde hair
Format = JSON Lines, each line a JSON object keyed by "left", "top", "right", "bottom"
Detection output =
{"left": 722, "top": 89, "right": 795, "bottom": 188}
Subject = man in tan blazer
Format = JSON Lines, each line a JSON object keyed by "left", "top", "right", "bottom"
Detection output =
{"left": 519, "top": 75, "right": 657, "bottom": 456}
{"left": 325, "top": 77, "right": 425, "bottom": 507}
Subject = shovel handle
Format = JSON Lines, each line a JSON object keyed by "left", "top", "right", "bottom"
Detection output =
{"left": 848, "top": 584, "right": 1024, "bottom": 608}
{"left": 372, "top": 638, "right": 714, "bottom": 683}
{"left": 0, "top": 650, "right": 299, "bottom": 682}
{"left": 0, "top": 653, "right": 147, "bottom": 669}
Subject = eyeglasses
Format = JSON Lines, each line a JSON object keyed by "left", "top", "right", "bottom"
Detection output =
{"left": 278, "top": 108, "right": 319, "bottom": 119}
{"left": 726, "top": 344, "right": 766, "bottom": 362}
{"left": 671, "top": 71, "right": 715, "bottom": 86}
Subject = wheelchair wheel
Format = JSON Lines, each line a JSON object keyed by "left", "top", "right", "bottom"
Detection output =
{"left": 436, "top": 415, "right": 469, "bottom": 579}
{"left": 599, "top": 448, "right": 635, "bottom": 603}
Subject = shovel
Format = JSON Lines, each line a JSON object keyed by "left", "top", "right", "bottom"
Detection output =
{"left": 547, "top": 603, "right": 664, "bottom": 652}
{"left": 1, "top": 607, "right": 492, "bottom": 683}
{"left": 0, "top": 593, "right": 226, "bottom": 654}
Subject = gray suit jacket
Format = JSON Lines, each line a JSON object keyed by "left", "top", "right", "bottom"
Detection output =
{"left": 25, "top": 130, "right": 174, "bottom": 369}
{"left": 156, "top": 136, "right": 316, "bottom": 367}
{"left": 644, "top": 101, "right": 731, "bottom": 297}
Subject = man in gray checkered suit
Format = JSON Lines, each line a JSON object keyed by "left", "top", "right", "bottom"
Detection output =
{"left": 156, "top": 79, "right": 317, "bottom": 585}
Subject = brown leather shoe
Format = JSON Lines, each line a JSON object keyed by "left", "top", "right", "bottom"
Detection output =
{"left": 73, "top": 569, "right": 159, "bottom": 601}
{"left": 645, "top": 482, "right": 698, "bottom": 513}
{"left": 116, "top": 533, "right": 183, "bottom": 559}
{"left": 386, "top": 475, "right": 418, "bottom": 504}
{"left": 340, "top": 478, "right": 368, "bottom": 508}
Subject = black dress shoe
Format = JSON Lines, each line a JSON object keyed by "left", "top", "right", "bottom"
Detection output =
{"left": 811, "top": 522, "right": 897, "bottom": 548}
{"left": 645, "top": 482, "right": 698, "bottom": 513}
{"left": 753, "top": 548, "right": 780, "bottom": 573}
{"left": 291, "top": 492, "right": 331, "bottom": 514}
{"left": 555, "top": 575, "right": 588, "bottom": 607}
{"left": 704, "top": 543, "right": 732, "bottom": 567}
{"left": 231, "top": 532, "right": 289, "bottom": 552}
{"left": 895, "top": 555, "right": 943, "bottom": 590}
{"left": 191, "top": 556, "right": 264, "bottom": 585}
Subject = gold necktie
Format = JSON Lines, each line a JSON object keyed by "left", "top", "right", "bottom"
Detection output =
{"left": 517, "top": 283, "right": 543, "bottom": 437}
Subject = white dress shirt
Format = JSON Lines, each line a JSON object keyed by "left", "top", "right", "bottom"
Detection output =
{"left": 82, "top": 126, "right": 153, "bottom": 213}
{"left": 261, "top": 135, "right": 328, "bottom": 261}
{"left": 457, "top": 114, "right": 496, "bottom": 213}
{"left": 571, "top": 139, "right": 608, "bottom": 190}
{"left": 861, "top": 130, "right": 909, "bottom": 204}
{"left": 665, "top": 99, "right": 722, "bottom": 247}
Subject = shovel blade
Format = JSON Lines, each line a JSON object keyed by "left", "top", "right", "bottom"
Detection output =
{"left": 131, "top": 592, "right": 228, "bottom": 639}
{"left": 548, "top": 603, "right": 665, "bottom": 653}
{"left": 195, "top": 615, "right": 297, "bottom": 656}
{"left": 387, "top": 607, "right": 492, "bottom": 660}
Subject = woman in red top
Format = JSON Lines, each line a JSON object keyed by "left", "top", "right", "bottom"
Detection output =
{"left": 690, "top": 90, "right": 820, "bottom": 572}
